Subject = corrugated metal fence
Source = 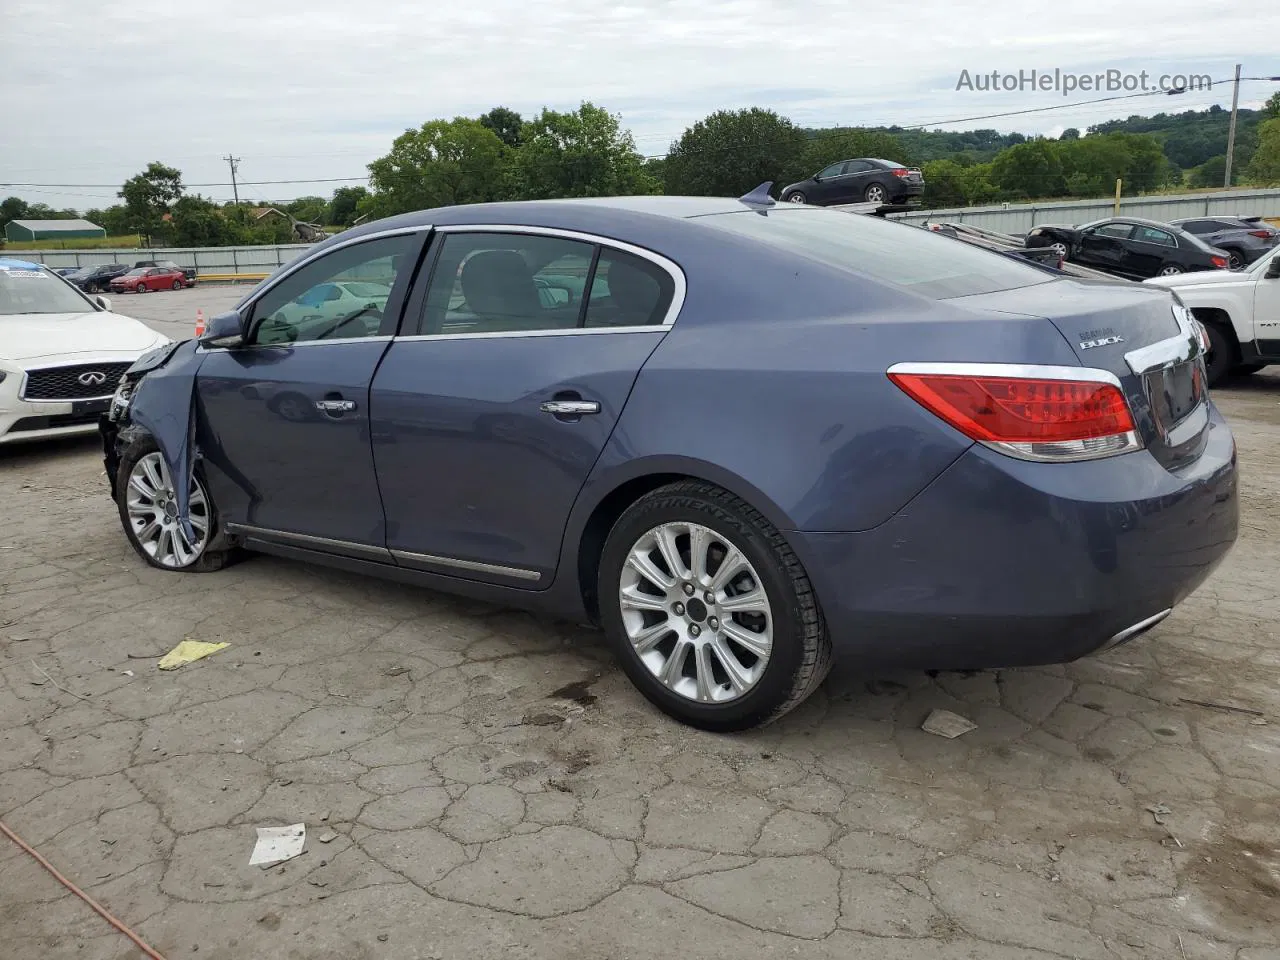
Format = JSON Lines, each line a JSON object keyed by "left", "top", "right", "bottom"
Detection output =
{"left": 892, "top": 187, "right": 1280, "bottom": 234}
{"left": 11, "top": 243, "right": 314, "bottom": 274}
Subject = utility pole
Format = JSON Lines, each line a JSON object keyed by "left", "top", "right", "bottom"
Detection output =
{"left": 1223, "top": 64, "right": 1242, "bottom": 188}
{"left": 223, "top": 154, "right": 241, "bottom": 205}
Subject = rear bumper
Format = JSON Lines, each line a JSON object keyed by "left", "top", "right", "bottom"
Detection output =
{"left": 794, "top": 404, "right": 1238, "bottom": 669}
{"left": 892, "top": 181, "right": 925, "bottom": 200}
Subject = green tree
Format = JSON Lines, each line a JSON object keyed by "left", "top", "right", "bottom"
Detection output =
{"left": 961, "top": 164, "right": 1001, "bottom": 205}
{"left": 989, "top": 139, "right": 1066, "bottom": 198}
{"left": 919, "top": 159, "right": 968, "bottom": 208}
{"left": 1188, "top": 155, "right": 1228, "bottom": 188}
{"left": 285, "top": 196, "right": 327, "bottom": 224}
{"left": 326, "top": 186, "right": 369, "bottom": 226}
{"left": 119, "top": 162, "right": 183, "bottom": 242}
{"left": 2, "top": 196, "right": 30, "bottom": 233}
{"left": 367, "top": 117, "right": 507, "bottom": 216}
{"left": 512, "top": 103, "right": 657, "bottom": 200}
{"left": 1059, "top": 128, "right": 1081, "bottom": 140}
{"left": 170, "top": 195, "right": 242, "bottom": 246}
{"left": 1058, "top": 136, "right": 1131, "bottom": 197}
{"left": 1264, "top": 91, "right": 1280, "bottom": 120}
{"left": 1245, "top": 118, "right": 1280, "bottom": 185}
{"left": 802, "top": 129, "right": 911, "bottom": 175}
{"left": 663, "top": 108, "right": 807, "bottom": 197}
{"left": 478, "top": 106, "right": 524, "bottom": 149}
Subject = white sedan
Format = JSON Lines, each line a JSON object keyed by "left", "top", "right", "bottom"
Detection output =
{"left": 0, "top": 259, "right": 172, "bottom": 445}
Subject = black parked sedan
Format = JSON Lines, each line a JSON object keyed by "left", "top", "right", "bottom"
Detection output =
{"left": 67, "top": 263, "right": 130, "bottom": 293}
{"left": 1025, "top": 217, "right": 1230, "bottom": 280}
{"left": 1169, "top": 216, "right": 1280, "bottom": 270}
{"left": 780, "top": 158, "right": 924, "bottom": 206}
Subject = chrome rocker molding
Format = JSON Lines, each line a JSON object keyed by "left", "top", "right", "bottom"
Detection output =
{"left": 224, "top": 522, "right": 541, "bottom": 582}
{"left": 1099, "top": 608, "right": 1172, "bottom": 651}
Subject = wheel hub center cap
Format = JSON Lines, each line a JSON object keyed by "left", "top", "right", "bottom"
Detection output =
{"left": 685, "top": 597, "right": 709, "bottom": 623}
{"left": 163, "top": 501, "right": 178, "bottom": 521}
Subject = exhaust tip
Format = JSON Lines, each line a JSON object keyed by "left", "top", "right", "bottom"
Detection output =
{"left": 1101, "top": 608, "right": 1173, "bottom": 651}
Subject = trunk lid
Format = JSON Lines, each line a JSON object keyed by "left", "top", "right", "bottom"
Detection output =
{"left": 959, "top": 279, "right": 1209, "bottom": 469}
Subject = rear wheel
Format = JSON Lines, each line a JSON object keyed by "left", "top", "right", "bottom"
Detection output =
{"left": 1203, "top": 321, "right": 1237, "bottom": 387}
{"left": 86, "top": 282, "right": 99, "bottom": 294}
{"left": 1158, "top": 264, "right": 1183, "bottom": 277}
{"left": 598, "top": 481, "right": 830, "bottom": 731}
{"left": 1224, "top": 249, "right": 1246, "bottom": 271}
{"left": 116, "top": 436, "right": 232, "bottom": 572}
{"left": 864, "top": 183, "right": 887, "bottom": 203}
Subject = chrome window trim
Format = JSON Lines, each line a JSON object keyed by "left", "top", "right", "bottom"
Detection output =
{"left": 239, "top": 225, "right": 432, "bottom": 310}
{"left": 394, "top": 326, "right": 668, "bottom": 343}
{"left": 1124, "top": 303, "right": 1199, "bottom": 376}
{"left": 425, "top": 223, "right": 687, "bottom": 331}
{"left": 390, "top": 548, "right": 542, "bottom": 582}
{"left": 197, "top": 335, "right": 392, "bottom": 354}
{"left": 225, "top": 523, "right": 392, "bottom": 561}
{"left": 886, "top": 361, "right": 1123, "bottom": 389}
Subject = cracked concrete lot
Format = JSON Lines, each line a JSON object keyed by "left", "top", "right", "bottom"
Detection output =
{"left": 2, "top": 307, "right": 1278, "bottom": 958}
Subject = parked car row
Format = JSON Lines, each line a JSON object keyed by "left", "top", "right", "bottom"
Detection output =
{"left": 57, "top": 259, "right": 198, "bottom": 293}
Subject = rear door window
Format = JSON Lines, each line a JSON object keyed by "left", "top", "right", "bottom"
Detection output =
{"left": 1135, "top": 226, "right": 1176, "bottom": 247}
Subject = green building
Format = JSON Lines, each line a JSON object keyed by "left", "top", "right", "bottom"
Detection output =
{"left": 4, "top": 219, "right": 107, "bottom": 242}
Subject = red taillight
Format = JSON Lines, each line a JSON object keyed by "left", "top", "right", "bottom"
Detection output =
{"left": 888, "top": 365, "right": 1141, "bottom": 461}
{"left": 891, "top": 168, "right": 910, "bottom": 177}
{"left": 1210, "top": 255, "right": 1228, "bottom": 269}
{"left": 1249, "top": 230, "right": 1271, "bottom": 238}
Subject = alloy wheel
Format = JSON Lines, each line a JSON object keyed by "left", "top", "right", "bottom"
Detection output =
{"left": 125, "top": 452, "right": 210, "bottom": 568}
{"left": 787, "top": 193, "right": 806, "bottom": 204}
{"left": 1159, "top": 265, "right": 1183, "bottom": 276}
{"left": 618, "top": 521, "right": 773, "bottom": 704}
{"left": 865, "top": 185, "right": 886, "bottom": 203}
{"left": 1050, "top": 242, "right": 1069, "bottom": 259}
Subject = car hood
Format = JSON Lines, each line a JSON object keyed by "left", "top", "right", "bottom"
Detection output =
{"left": 0, "top": 312, "right": 167, "bottom": 363}
{"left": 1144, "top": 269, "right": 1245, "bottom": 289}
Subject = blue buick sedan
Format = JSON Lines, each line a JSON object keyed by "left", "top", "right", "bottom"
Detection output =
{"left": 102, "top": 193, "right": 1238, "bottom": 730}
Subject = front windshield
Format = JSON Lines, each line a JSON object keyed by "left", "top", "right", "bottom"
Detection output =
{"left": 0, "top": 263, "right": 94, "bottom": 315}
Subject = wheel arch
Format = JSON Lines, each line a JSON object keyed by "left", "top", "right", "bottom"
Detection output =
{"left": 1189, "top": 305, "right": 1243, "bottom": 358}
{"left": 568, "top": 457, "right": 803, "bottom": 623}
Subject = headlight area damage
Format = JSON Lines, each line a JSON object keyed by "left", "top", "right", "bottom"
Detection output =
{"left": 101, "top": 340, "right": 205, "bottom": 544}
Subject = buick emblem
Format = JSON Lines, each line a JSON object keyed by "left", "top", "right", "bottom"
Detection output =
{"left": 78, "top": 371, "right": 108, "bottom": 386}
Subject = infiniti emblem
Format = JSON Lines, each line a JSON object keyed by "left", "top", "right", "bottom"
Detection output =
{"left": 78, "top": 371, "right": 107, "bottom": 386}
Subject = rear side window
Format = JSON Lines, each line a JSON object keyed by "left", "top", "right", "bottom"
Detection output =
{"left": 1135, "top": 226, "right": 1175, "bottom": 247}
{"left": 701, "top": 207, "right": 1055, "bottom": 299}
{"left": 585, "top": 250, "right": 675, "bottom": 327}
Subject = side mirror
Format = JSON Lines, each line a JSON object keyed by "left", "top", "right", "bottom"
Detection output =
{"left": 1267, "top": 258, "right": 1280, "bottom": 280}
{"left": 200, "top": 310, "right": 246, "bottom": 348}
{"left": 94, "top": 295, "right": 112, "bottom": 312}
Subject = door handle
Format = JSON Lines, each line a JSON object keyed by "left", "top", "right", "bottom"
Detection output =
{"left": 540, "top": 400, "right": 600, "bottom": 416}
{"left": 315, "top": 399, "right": 357, "bottom": 414}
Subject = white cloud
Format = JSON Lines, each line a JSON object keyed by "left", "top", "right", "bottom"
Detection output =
{"left": 2, "top": 0, "right": 1277, "bottom": 208}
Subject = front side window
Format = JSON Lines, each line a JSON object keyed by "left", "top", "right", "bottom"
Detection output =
{"left": 249, "top": 235, "right": 415, "bottom": 345}
{"left": 1092, "top": 223, "right": 1134, "bottom": 239}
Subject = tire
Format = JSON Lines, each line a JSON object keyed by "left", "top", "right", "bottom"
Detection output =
{"left": 1203, "top": 321, "right": 1236, "bottom": 387}
{"left": 1158, "top": 264, "right": 1183, "bottom": 277}
{"left": 864, "top": 183, "right": 887, "bottom": 203}
{"left": 1049, "top": 241, "right": 1069, "bottom": 260}
{"left": 598, "top": 480, "right": 831, "bottom": 731}
{"left": 86, "top": 282, "right": 99, "bottom": 294}
{"left": 1224, "top": 250, "right": 1245, "bottom": 271}
{"left": 135, "top": 283, "right": 147, "bottom": 293}
{"left": 171, "top": 279, "right": 182, "bottom": 291}
{"left": 785, "top": 191, "right": 806, "bottom": 204}
{"left": 116, "top": 434, "right": 232, "bottom": 572}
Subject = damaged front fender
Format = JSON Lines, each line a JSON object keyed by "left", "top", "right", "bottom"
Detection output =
{"left": 102, "top": 339, "right": 210, "bottom": 543}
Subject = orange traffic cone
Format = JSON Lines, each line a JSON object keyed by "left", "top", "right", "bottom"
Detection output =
{"left": 194, "top": 309, "right": 205, "bottom": 337}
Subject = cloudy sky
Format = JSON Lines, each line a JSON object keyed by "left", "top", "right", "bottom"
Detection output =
{"left": 2, "top": 0, "right": 1278, "bottom": 210}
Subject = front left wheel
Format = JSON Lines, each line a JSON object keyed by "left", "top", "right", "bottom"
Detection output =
{"left": 117, "top": 436, "right": 232, "bottom": 572}
{"left": 598, "top": 481, "right": 831, "bottom": 731}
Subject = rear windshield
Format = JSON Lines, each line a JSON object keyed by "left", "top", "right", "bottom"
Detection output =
{"left": 700, "top": 207, "right": 1056, "bottom": 299}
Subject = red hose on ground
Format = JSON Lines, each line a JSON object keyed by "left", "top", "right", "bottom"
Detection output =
{"left": 0, "top": 817, "right": 169, "bottom": 960}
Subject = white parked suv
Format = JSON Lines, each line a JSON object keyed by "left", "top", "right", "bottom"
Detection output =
{"left": 0, "top": 258, "right": 172, "bottom": 445}
{"left": 1145, "top": 246, "right": 1280, "bottom": 385}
